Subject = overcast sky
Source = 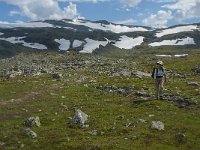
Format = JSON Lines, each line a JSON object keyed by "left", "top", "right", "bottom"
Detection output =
{"left": 0, "top": 0, "right": 200, "bottom": 28}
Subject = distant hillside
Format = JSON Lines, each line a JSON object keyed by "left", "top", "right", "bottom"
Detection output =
{"left": 0, "top": 19, "right": 200, "bottom": 57}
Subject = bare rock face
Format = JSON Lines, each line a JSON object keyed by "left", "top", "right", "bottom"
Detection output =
{"left": 24, "top": 116, "right": 41, "bottom": 127}
{"left": 150, "top": 121, "right": 164, "bottom": 131}
{"left": 24, "top": 128, "right": 37, "bottom": 138}
{"left": 70, "top": 109, "right": 89, "bottom": 128}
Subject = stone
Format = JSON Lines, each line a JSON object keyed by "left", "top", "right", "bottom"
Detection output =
{"left": 137, "top": 119, "right": 146, "bottom": 123}
{"left": 70, "top": 109, "right": 88, "bottom": 128}
{"left": 120, "top": 70, "right": 132, "bottom": 77}
{"left": 50, "top": 73, "right": 63, "bottom": 79}
{"left": 24, "top": 128, "right": 37, "bottom": 138}
{"left": 150, "top": 121, "right": 164, "bottom": 130}
{"left": 88, "top": 130, "right": 104, "bottom": 136}
{"left": 133, "top": 71, "right": 151, "bottom": 78}
{"left": 188, "top": 82, "right": 199, "bottom": 87}
{"left": 24, "top": 116, "right": 41, "bottom": 127}
{"left": 135, "top": 91, "right": 150, "bottom": 97}
{"left": 192, "top": 66, "right": 200, "bottom": 73}
{"left": 176, "top": 133, "right": 186, "bottom": 143}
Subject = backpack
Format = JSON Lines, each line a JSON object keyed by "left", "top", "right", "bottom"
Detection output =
{"left": 151, "top": 67, "right": 165, "bottom": 79}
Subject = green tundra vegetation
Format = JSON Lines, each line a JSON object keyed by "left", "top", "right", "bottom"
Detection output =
{"left": 0, "top": 48, "right": 200, "bottom": 150}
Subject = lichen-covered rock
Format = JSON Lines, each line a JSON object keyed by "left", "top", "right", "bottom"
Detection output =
{"left": 24, "top": 128, "right": 37, "bottom": 138}
{"left": 150, "top": 121, "right": 164, "bottom": 130}
{"left": 24, "top": 116, "right": 41, "bottom": 127}
{"left": 70, "top": 109, "right": 88, "bottom": 128}
{"left": 50, "top": 73, "right": 63, "bottom": 79}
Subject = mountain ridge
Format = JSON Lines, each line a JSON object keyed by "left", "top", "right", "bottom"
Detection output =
{"left": 0, "top": 19, "right": 200, "bottom": 57}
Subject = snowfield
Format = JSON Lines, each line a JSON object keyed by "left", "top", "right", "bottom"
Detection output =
{"left": 80, "top": 38, "right": 108, "bottom": 53}
{"left": 68, "top": 20, "right": 149, "bottom": 33}
{"left": 54, "top": 39, "right": 70, "bottom": 51}
{"left": 113, "top": 36, "right": 144, "bottom": 49}
{"left": 0, "top": 32, "right": 4, "bottom": 36}
{"left": 0, "top": 36, "right": 47, "bottom": 49}
{"left": 156, "top": 25, "right": 199, "bottom": 37}
{"left": 156, "top": 54, "right": 188, "bottom": 58}
{"left": 73, "top": 40, "right": 83, "bottom": 48}
{"left": 149, "top": 37, "right": 195, "bottom": 47}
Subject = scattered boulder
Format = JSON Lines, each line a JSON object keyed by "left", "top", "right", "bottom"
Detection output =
{"left": 176, "top": 132, "right": 186, "bottom": 143}
{"left": 24, "top": 116, "right": 41, "bottom": 127}
{"left": 137, "top": 119, "right": 147, "bottom": 123}
{"left": 70, "top": 109, "right": 89, "bottom": 128}
{"left": 150, "top": 121, "right": 164, "bottom": 130}
{"left": 24, "top": 128, "right": 37, "bottom": 138}
{"left": 135, "top": 91, "right": 150, "bottom": 97}
{"left": 133, "top": 71, "right": 151, "bottom": 78}
{"left": 120, "top": 70, "right": 132, "bottom": 77}
{"left": 192, "top": 66, "right": 200, "bottom": 73}
{"left": 50, "top": 73, "right": 63, "bottom": 79}
{"left": 161, "top": 93, "right": 197, "bottom": 107}
{"left": 187, "top": 82, "right": 199, "bottom": 87}
{"left": 88, "top": 130, "right": 104, "bottom": 136}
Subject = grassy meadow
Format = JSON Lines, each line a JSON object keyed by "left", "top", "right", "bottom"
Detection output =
{"left": 0, "top": 49, "right": 200, "bottom": 150}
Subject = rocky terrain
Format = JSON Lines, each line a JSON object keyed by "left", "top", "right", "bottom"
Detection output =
{"left": 0, "top": 50, "right": 200, "bottom": 149}
{"left": 0, "top": 19, "right": 200, "bottom": 58}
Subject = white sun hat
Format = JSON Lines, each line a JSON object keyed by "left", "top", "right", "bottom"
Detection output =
{"left": 156, "top": 61, "right": 163, "bottom": 65}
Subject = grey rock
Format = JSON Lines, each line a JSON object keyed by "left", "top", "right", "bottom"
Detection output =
{"left": 135, "top": 91, "right": 150, "bottom": 97}
{"left": 137, "top": 119, "right": 146, "bottom": 123}
{"left": 70, "top": 109, "right": 88, "bottom": 128}
{"left": 24, "top": 128, "right": 37, "bottom": 138}
{"left": 176, "top": 133, "right": 186, "bottom": 143}
{"left": 150, "top": 121, "right": 164, "bottom": 130}
{"left": 192, "top": 66, "right": 200, "bottom": 73}
{"left": 120, "top": 70, "right": 132, "bottom": 77}
{"left": 88, "top": 130, "right": 104, "bottom": 136}
{"left": 24, "top": 116, "right": 41, "bottom": 127}
{"left": 133, "top": 71, "right": 151, "bottom": 78}
{"left": 50, "top": 73, "right": 63, "bottom": 79}
{"left": 188, "top": 82, "right": 199, "bottom": 87}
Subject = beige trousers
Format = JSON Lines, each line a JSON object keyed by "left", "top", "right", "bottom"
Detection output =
{"left": 155, "top": 78, "right": 164, "bottom": 99}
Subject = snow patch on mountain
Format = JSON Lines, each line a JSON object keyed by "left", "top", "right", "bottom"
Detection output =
{"left": 149, "top": 37, "right": 195, "bottom": 47}
{"left": 156, "top": 25, "right": 199, "bottom": 37}
{"left": 0, "top": 36, "right": 47, "bottom": 49}
{"left": 0, "top": 21, "right": 54, "bottom": 28}
{"left": 54, "top": 39, "right": 70, "bottom": 51}
{"left": 0, "top": 32, "right": 4, "bottom": 36}
{"left": 68, "top": 20, "right": 149, "bottom": 33}
{"left": 80, "top": 38, "right": 108, "bottom": 53}
{"left": 113, "top": 36, "right": 144, "bottom": 49}
{"left": 156, "top": 54, "right": 188, "bottom": 58}
{"left": 73, "top": 40, "right": 83, "bottom": 48}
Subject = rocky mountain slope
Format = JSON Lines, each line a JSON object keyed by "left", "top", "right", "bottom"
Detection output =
{"left": 0, "top": 19, "right": 200, "bottom": 57}
{"left": 0, "top": 51, "right": 200, "bottom": 149}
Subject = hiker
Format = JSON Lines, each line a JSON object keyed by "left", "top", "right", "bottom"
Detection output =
{"left": 151, "top": 61, "right": 166, "bottom": 100}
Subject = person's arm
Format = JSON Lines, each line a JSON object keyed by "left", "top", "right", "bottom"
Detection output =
{"left": 163, "top": 68, "right": 167, "bottom": 83}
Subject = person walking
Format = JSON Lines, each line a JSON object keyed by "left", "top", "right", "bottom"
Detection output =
{"left": 151, "top": 61, "right": 166, "bottom": 100}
